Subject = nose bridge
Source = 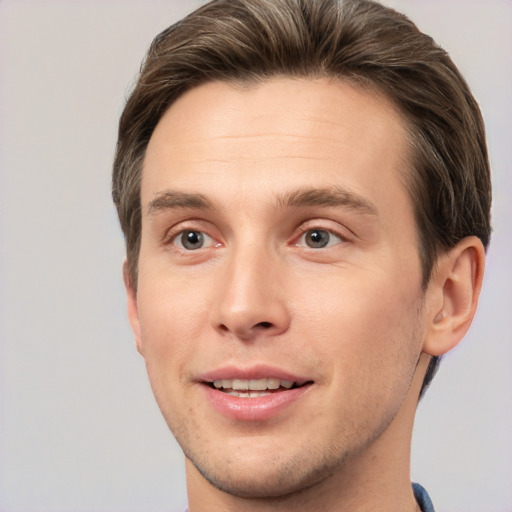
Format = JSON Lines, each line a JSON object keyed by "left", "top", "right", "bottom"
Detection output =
{"left": 211, "top": 237, "right": 289, "bottom": 339}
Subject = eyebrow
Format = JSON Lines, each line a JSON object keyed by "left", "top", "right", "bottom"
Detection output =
{"left": 147, "top": 190, "right": 215, "bottom": 215}
{"left": 146, "top": 186, "right": 378, "bottom": 217}
{"left": 276, "top": 187, "right": 378, "bottom": 216}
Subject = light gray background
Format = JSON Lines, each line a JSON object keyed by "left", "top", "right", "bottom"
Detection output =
{"left": 0, "top": 1, "right": 510, "bottom": 511}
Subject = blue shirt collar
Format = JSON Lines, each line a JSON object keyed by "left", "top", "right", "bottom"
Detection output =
{"left": 413, "top": 482, "right": 436, "bottom": 512}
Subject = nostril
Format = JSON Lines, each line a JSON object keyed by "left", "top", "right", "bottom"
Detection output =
{"left": 215, "top": 319, "right": 279, "bottom": 337}
{"left": 256, "top": 321, "right": 273, "bottom": 329}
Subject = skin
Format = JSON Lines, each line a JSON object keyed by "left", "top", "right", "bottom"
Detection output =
{"left": 124, "top": 78, "right": 485, "bottom": 511}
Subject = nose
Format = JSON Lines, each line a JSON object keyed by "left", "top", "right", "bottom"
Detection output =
{"left": 210, "top": 245, "right": 291, "bottom": 341}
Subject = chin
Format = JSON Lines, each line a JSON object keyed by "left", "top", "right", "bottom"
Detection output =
{"left": 185, "top": 446, "right": 341, "bottom": 499}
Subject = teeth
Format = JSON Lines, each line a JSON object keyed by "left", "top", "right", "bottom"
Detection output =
{"left": 212, "top": 378, "right": 297, "bottom": 391}
{"left": 267, "top": 378, "right": 280, "bottom": 389}
{"left": 225, "top": 390, "right": 272, "bottom": 397}
{"left": 233, "top": 379, "right": 249, "bottom": 390}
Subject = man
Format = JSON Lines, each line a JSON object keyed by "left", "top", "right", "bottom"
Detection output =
{"left": 112, "top": 0, "right": 491, "bottom": 510}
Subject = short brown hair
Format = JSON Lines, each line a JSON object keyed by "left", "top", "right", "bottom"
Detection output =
{"left": 112, "top": 0, "right": 491, "bottom": 396}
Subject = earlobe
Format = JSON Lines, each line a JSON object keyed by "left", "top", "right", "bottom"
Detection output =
{"left": 423, "top": 236, "right": 485, "bottom": 357}
{"left": 123, "top": 260, "right": 144, "bottom": 355}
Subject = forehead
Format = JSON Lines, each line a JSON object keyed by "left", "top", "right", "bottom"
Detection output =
{"left": 142, "top": 77, "right": 411, "bottom": 216}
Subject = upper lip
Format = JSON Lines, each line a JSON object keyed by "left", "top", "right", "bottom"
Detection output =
{"left": 198, "top": 364, "right": 312, "bottom": 386}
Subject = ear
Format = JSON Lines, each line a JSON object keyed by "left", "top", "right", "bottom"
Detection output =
{"left": 423, "top": 236, "right": 486, "bottom": 357}
{"left": 123, "top": 260, "right": 144, "bottom": 356}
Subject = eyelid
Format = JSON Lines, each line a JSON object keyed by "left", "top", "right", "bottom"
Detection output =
{"left": 295, "top": 230, "right": 343, "bottom": 250}
{"left": 175, "top": 230, "right": 218, "bottom": 250}
{"left": 163, "top": 220, "right": 222, "bottom": 249}
{"left": 291, "top": 219, "right": 353, "bottom": 246}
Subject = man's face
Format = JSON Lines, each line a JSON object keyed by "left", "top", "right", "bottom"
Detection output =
{"left": 128, "top": 78, "right": 430, "bottom": 498}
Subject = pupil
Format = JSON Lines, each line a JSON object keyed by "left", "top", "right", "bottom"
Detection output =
{"left": 182, "top": 230, "right": 203, "bottom": 250}
{"left": 306, "top": 229, "right": 329, "bottom": 248}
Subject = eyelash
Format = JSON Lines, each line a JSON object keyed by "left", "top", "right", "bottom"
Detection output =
{"left": 292, "top": 219, "right": 352, "bottom": 248}
{"left": 172, "top": 229, "right": 219, "bottom": 251}
{"left": 163, "top": 221, "right": 220, "bottom": 252}
{"left": 163, "top": 221, "right": 351, "bottom": 253}
{"left": 295, "top": 228, "right": 345, "bottom": 249}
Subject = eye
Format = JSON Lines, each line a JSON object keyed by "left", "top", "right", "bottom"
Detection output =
{"left": 299, "top": 228, "right": 343, "bottom": 249}
{"left": 174, "top": 230, "right": 214, "bottom": 250}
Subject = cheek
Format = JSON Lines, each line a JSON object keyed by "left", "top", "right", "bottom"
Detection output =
{"left": 135, "top": 277, "right": 208, "bottom": 426}
{"left": 294, "top": 271, "right": 424, "bottom": 385}
{"left": 135, "top": 273, "right": 211, "bottom": 373}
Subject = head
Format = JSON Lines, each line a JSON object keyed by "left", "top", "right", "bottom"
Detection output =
{"left": 112, "top": 0, "right": 490, "bottom": 501}
{"left": 113, "top": 0, "right": 491, "bottom": 399}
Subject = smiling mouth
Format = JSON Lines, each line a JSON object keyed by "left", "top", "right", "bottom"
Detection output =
{"left": 208, "top": 378, "right": 311, "bottom": 398}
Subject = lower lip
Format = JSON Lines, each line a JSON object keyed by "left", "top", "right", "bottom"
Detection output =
{"left": 202, "top": 384, "right": 312, "bottom": 421}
